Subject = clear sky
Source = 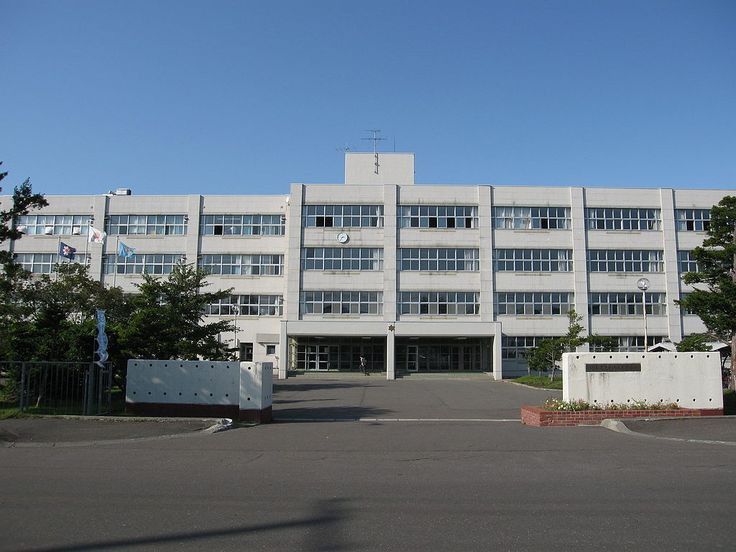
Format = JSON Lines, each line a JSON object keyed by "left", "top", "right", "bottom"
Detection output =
{"left": 1, "top": 0, "right": 735, "bottom": 195}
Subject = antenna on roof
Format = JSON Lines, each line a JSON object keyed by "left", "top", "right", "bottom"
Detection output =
{"left": 362, "top": 129, "right": 386, "bottom": 174}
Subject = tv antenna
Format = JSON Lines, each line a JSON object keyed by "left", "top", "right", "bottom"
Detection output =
{"left": 362, "top": 129, "right": 386, "bottom": 174}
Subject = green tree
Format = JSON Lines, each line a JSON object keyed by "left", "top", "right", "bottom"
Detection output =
{"left": 676, "top": 334, "right": 713, "bottom": 353}
{"left": 526, "top": 310, "right": 588, "bottom": 380}
{"left": 0, "top": 162, "right": 48, "bottom": 267}
{"left": 679, "top": 196, "right": 736, "bottom": 389}
{"left": 0, "top": 163, "right": 48, "bottom": 362}
{"left": 118, "top": 263, "right": 235, "bottom": 361}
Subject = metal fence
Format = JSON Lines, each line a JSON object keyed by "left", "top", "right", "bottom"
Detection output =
{"left": 0, "top": 361, "right": 112, "bottom": 415}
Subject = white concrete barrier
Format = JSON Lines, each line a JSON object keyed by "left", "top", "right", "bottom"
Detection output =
{"left": 126, "top": 359, "right": 273, "bottom": 422}
{"left": 562, "top": 352, "right": 723, "bottom": 410}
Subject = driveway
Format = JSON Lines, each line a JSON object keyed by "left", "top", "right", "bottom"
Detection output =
{"left": 273, "top": 375, "right": 560, "bottom": 420}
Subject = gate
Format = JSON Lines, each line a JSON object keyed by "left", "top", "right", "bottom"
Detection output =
{"left": 0, "top": 361, "right": 112, "bottom": 415}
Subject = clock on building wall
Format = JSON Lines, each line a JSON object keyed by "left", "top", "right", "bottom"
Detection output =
{"left": 337, "top": 232, "right": 349, "bottom": 244}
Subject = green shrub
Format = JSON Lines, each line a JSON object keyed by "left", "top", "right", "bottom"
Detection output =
{"left": 543, "top": 398, "right": 680, "bottom": 411}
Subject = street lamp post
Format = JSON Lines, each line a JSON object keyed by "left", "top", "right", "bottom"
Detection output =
{"left": 637, "top": 277, "right": 650, "bottom": 351}
{"left": 232, "top": 306, "right": 240, "bottom": 359}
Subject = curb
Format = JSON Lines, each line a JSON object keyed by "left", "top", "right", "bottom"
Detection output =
{"left": 600, "top": 418, "right": 736, "bottom": 446}
{"left": 1, "top": 417, "right": 235, "bottom": 448}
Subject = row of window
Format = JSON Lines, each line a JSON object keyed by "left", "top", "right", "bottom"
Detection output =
{"left": 15, "top": 208, "right": 713, "bottom": 237}
{"left": 502, "top": 335, "right": 664, "bottom": 359}
{"left": 589, "top": 292, "right": 666, "bottom": 316}
{"left": 301, "top": 291, "right": 383, "bottom": 315}
{"left": 204, "top": 295, "right": 284, "bottom": 316}
{"left": 15, "top": 253, "right": 88, "bottom": 274}
{"left": 13, "top": 248, "right": 702, "bottom": 276}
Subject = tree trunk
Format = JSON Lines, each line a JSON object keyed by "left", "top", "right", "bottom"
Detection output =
{"left": 731, "top": 333, "right": 736, "bottom": 392}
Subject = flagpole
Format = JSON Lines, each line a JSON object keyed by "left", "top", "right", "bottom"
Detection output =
{"left": 56, "top": 236, "right": 62, "bottom": 281}
{"left": 84, "top": 219, "right": 90, "bottom": 266}
{"left": 113, "top": 236, "right": 119, "bottom": 287}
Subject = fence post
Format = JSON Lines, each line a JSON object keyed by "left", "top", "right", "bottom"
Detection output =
{"left": 19, "top": 362, "right": 27, "bottom": 411}
{"left": 84, "top": 362, "right": 96, "bottom": 416}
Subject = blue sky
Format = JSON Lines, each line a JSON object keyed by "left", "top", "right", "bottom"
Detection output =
{"left": 1, "top": 0, "right": 735, "bottom": 195}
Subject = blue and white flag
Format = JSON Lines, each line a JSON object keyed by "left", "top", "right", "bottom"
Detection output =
{"left": 59, "top": 241, "right": 76, "bottom": 260}
{"left": 95, "top": 309, "right": 108, "bottom": 366}
{"left": 117, "top": 241, "right": 135, "bottom": 258}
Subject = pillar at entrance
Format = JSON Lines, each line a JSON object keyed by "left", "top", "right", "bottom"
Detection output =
{"left": 386, "top": 329, "right": 395, "bottom": 380}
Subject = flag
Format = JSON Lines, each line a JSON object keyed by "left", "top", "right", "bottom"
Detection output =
{"left": 117, "top": 241, "right": 135, "bottom": 258}
{"left": 88, "top": 226, "right": 106, "bottom": 244}
{"left": 59, "top": 241, "right": 76, "bottom": 260}
{"left": 95, "top": 309, "right": 108, "bottom": 366}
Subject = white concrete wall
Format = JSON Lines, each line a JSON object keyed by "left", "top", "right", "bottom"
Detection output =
{"left": 562, "top": 352, "right": 723, "bottom": 409}
{"left": 126, "top": 359, "right": 273, "bottom": 411}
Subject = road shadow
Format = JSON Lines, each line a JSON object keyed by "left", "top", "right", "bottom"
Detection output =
{"left": 274, "top": 382, "right": 380, "bottom": 392}
{"left": 273, "top": 405, "right": 392, "bottom": 421}
{"left": 25, "top": 497, "right": 356, "bottom": 552}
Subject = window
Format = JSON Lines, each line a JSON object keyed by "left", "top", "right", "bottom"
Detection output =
{"left": 303, "top": 205, "right": 383, "bottom": 228}
{"left": 399, "top": 205, "right": 478, "bottom": 229}
{"left": 201, "top": 214, "right": 285, "bottom": 236}
{"left": 205, "top": 295, "right": 284, "bottom": 316}
{"left": 302, "top": 248, "right": 383, "bottom": 271}
{"left": 589, "top": 336, "right": 663, "bottom": 352}
{"left": 15, "top": 215, "right": 91, "bottom": 236}
{"left": 502, "top": 336, "right": 560, "bottom": 360}
{"left": 495, "top": 292, "right": 574, "bottom": 316}
{"left": 103, "top": 254, "right": 184, "bottom": 275}
{"left": 15, "top": 253, "right": 88, "bottom": 274}
{"left": 589, "top": 292, "right": 666, "bottom": 316}
{"left": 106, "top": 215, "right": 188, "bottom": 236}
{"left": 493, "top": 207, "right": 570, "bottom": 230}
{"left": 678, "top": 251, "right": 699, "bottom": 274}
{"left": 675, "top": 209, "right": 710, "bottom": 232}
{"left": 398, "top": 291, "right": 479, "bottom": 316}
{"left": 678, "top": 292, "right": 695, "bottom": 316}
{"left": 493, "top": 249, "right": 573, "bottom": 272}
{"left": 266, "top": 344, "right": 276, "bottom": 355}
{"left": 587, "top": 250, "right": 663, "bottom": 272}
{"left": 300, "top": 291, "right": 383, "bottom": 315}
{"left": 398, "top": 248, "right": 479, "bottom": 271}
{"left": 585, "top": 208, "right": 661, "bottom": 231}
{"left": 199, "top": 254, "right": 283, "bottom": 276}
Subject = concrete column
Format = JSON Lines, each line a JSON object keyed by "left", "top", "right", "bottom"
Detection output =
{"left": 383, "top": 185, "right": 398, "bottom": 380}
{"left": 185, "top": 195, "right": 202, "bottom": 267}
{"left": 278, "top": 320, "right": 288, "bottom": 380}
{"left": 386, "top": 328, "right": 395, "bottom": 380}
{"left": 569, "top": 187, "right": 590, "bottom": 348}
{"left": 90, "top": 195, "right": 108, "bottom": 283}
{"left": 660, "top": 188, "right": 682, "bottom": 342}
{"left": 478, "top": 186, "right": 493, "bottom": 322}
{"left": 492, "top": 322, "right": 503, "bottom": 380}
{"left": 285, "top": 184, "right": 304, "bottom": 321}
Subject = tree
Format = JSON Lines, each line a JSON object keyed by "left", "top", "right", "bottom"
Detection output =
{"left": 118, "top": 263, "right": 235, "bottom": 361}
{"left": 527, "top": 310, "right": 588, "bottom": 380}
{"left": 676, "top": 334, "right": 712, "bottom": 353}
{"left": 0, "top": 162, "right": 48, "bottom": 267}
{"left": 679, "top": 196, "right": 736, "bottom": 390}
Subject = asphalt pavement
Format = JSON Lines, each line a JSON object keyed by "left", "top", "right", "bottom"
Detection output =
{"left": 0, "top": 377, "right": 734, "bottom": 551}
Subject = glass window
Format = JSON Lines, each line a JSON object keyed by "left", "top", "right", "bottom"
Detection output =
{"left": 585, "top": 208, "right": 661, "bottom": 231}
{"left": 493, "top": 206, "right": 571, "bottom": 230}
{"left": 16, "top": 214, "right": 91, "bottom": 236}
{"left": 199, "top": 254, "right": 284, "bottom": 276}
{"left": 300, "top": 291, "right": 383, "bottom": 316}
{"left": 302, "top": 248, "right": 383, "bottom": 271}
{"left": 587, "top": 250, "right": 663, "bottom": 272}
{"left": 303, "top": 205, "right": 383, "bottom": 228}
{"left": 588, "top": 292, "right": 666, "bottom": 316}
{"left": 398, "top": 291, "right": 479, "bottom": 316}
{"left": 399, "top": 205, "right": 478, "bottom": 229}
{"left": 675, "top": 209, "right": 710, "bottom": 232}
{"left": 15, "top": 252, "right": 89, "bottom": 274}
{"left": 205, "top": 295, "right": 284, "bottom": 316}
{"left": 493, "top": 249, "right": 573, "bottom": 272}
{"left": 678, "top": 251, "right": 699, "bottom": 274}
{"left": 103, "top": 253, "right": 184, "bottom": 275}
{"left": 201, "top": 214, "right": 285, "bottom": 236}
{"left": 495, "top": 292, "right": 574, "bottom": 316}
{"left": 106, "top": 214, "right": 188, "bottom": 236}
{"left": 399, "top": 248, "right": 479, "bottom": 271}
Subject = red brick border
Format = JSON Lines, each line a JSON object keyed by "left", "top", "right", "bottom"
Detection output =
{"left": 520, "top": 405, "right": 723, "bottom": 427}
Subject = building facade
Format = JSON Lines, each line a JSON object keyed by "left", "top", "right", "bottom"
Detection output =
{"left": 0, "top": 153, "right": 727, "bottom": 379}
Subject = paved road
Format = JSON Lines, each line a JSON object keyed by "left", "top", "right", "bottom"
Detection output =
{"left": 0, "top": 379, "right": 734, "bottom": 551}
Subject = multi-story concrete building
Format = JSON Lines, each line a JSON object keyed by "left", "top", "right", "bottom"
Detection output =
{"left": 1, "top": 153, "right": 728, "bottom": 379}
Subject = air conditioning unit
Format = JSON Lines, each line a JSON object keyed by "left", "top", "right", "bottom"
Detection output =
{"left": 43, "top": 226, "right": 54, "bottom": 235}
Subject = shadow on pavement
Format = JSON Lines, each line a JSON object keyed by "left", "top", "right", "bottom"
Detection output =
{"left": 273, "top": 406, "right": 393, "bottom": 421}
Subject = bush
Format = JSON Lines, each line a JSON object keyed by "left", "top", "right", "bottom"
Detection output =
{"left": 514, "top": 375, "right": 563, "bottom": 389}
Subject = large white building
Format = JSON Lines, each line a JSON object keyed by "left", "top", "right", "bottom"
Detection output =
{"left": 1, "top": 153, "right": 728, "bottom": 379}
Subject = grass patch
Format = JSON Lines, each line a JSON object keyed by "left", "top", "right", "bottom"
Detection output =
{"left": 513, "top": 375, "right": 563, "bottom": 389}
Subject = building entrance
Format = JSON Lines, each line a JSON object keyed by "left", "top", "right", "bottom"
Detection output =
{"left": 292, "top": 336, "right": 386, "bottom": 372}
{"left": 397, "top": 338, "right": 489, "bottom": 373}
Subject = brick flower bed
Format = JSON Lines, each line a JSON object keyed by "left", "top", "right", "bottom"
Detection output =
{"left": 521, "top": 405, "right": 723, "bottom": 427}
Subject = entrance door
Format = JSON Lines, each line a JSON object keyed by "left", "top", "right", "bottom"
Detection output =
{"left": 306, "top": 345, "right": 330, "bottom": 371}
{"left": 406, "top": 345, "right": 419, "bottom": 371}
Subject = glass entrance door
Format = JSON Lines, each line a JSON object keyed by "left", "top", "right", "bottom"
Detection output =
{"left": 406, "top": 345, "right": 419, "bottom": 371}
{"left": 306, "top": 345, "right": 330, "bottom": 371}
